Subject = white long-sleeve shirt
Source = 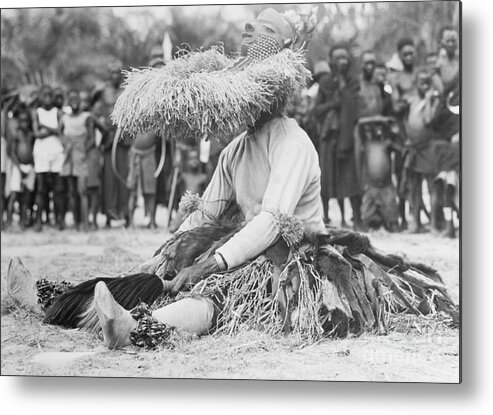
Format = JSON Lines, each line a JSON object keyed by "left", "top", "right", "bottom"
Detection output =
{"left": 177, "top": 116, "right": 326, "bottom": 269}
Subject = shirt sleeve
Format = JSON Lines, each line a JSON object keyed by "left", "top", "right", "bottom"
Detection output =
{"left": 176, "top": 146, "right": 234, "bottom": 233}
{"left": 216, "top": 133, "right": 316, "bottom": 269}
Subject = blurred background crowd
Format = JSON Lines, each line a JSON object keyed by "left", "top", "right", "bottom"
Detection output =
{"left": 0, "top": 2, "right": 460, "bottom": 236}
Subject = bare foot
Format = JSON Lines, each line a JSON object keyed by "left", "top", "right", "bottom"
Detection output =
{"left": 441, "top": 221, "right": 456, "bottom": 239}
{"left": 146, "top": 222, "right": 157, "bottom": 230}
{"left": 93, "top": 282, "right": 137, "bottom": 349}
{"left": 6, "top": 257, "right": 42, "bottom": 314}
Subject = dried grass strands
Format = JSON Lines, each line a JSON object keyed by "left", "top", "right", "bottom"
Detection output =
{"left": 191, "top": 256, "right": 283, "bottom": 335}
{"left": 111, "top": 48, "right": 310, "bottom": 142}
{"left": 287, "top": 255, "right": 325, "bottom": 340}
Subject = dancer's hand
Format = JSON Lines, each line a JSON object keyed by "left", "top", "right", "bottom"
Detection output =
{"left": 170, "top": 257, "right": 220, "bottom": 294}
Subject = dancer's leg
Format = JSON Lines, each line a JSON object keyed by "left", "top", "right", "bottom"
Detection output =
{"left": 94, "top": 281, "right": 215, "bottom": 349}
{"left": 5, "top": 257, "right": 42, "bottom": 313}
{"left": 152, "top": 297, "right": 214, "bottom": 335}
{"left": 93, "top": 282, "right": 137, "bottom": 349}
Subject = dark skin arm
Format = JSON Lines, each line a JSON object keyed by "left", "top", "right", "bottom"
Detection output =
{"left": 85, "top": 116, "right": 95, "bottom": 151}
{"left": 422, "top": 90, "right": 441, "bottom": 126}
{"left": 389, "top": 75, "right": 409, "bottom": 117}
{"left": 92, "top": 115, "right": 108, "bottom": 135}
{"left": 169, "top": 256, "right": 221, "bottom": 294}
{"left": 32, "top": 109, "right": 62, "bottom": 138}
{"left": 7, "top": 133, "right": 20, "bottom": 168}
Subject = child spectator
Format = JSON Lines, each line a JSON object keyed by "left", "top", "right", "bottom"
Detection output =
{"left": 87, "top": 98, "right": 106, "bottom": 229}
{"left": 355, "top": 117, "right": 401, "bottom": 232}
{"left": 60, "top": 89, "right": 94, "bottom": 231}
{"left": 168, "top": 146, "right": 209, "bottom": 233}
{"left": 402, "top": 67, "right": 441, "bottom": 233}
{"left": 127, "top": 131, "right": 158, "bottom": 229}
{"left": 6, "top": 108, "right": 36, "bottom": 229}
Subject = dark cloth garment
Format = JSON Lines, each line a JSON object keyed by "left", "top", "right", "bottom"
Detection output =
{"left": 404, "top": 139, "right": 459, "bottom": 178}
{"left": 101, "top": 128, "right": 131, "bottom": 219}
{"left": 127, "top": 146, "right": 157, "bottom": 195}
{"left": 362, "top": 184, "right": 399, "bottom": 230}
{"left": 313, "top": 72, "right": 361, "bottom": 199}
{"left": 406, "top": 141, "right": 437, "bottom": 175}
{"left": 86, "top": 148, "right": 102, "bottom": 189}
{"left": 433, "top": 140, "right": 460, "bottom": 173}
{"left": 1, "top": 172, "right": 5, "bottom": 208}
{"left": 433, "top": 75, "right": 460, "bottom": 142}
{"left": 319, "top": 132, "right": 360, "bottom": 199}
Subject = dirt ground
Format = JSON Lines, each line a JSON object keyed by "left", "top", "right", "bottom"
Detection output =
{"left": 0, "top": 206, "right": 460, "bottom": 382}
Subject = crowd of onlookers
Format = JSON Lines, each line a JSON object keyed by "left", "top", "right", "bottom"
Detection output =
{"left": 0, "top": 53, "right": 214, "bottom": 233}
{"left": 289, "top": 25, "right": 460, "bottom": 237}
{"left": 0, "top": 26, "right": 459, "bottom": 237}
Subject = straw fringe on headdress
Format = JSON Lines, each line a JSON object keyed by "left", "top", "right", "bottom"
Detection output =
{"left": 111, "top": 47, "right": 311, "bottom": 142}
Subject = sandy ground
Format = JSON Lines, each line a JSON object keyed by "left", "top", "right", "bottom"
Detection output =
{"left": 0, "top": 204, "right": 460, "bottom": 382}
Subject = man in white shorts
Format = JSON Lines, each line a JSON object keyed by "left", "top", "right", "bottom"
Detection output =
{"left": 31, "top": 86, "right": 65, "bottom": 231}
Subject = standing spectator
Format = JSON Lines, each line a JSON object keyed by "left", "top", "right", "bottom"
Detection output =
{"left": 52, "top": 87, "right": 66, "bottom": 111}
{"left": 388, "top": 38, "right": 442, "bottom": 229}
{"left": 6, "top": 108, "right": 36, "bottom": 229}
{"left": 1, "top": 106, "right": 8, "bottom": 230}
{"left": 127, "top": 131, "right": 158, "bottom": 229}
{"left": 436, "top": 26, "right": 459, "bottom": 92}
{"left": 426, "top": 51, "right": 440, "bottom": 76}
{"left": 433, "top": 25, "right": 460, "bottom": 237}
{"left": 303, "top": 61, "right": 331, "bottom": 151}
{"left": 168, "top": 145, "right": 209, "bottom": 233}
{"left": 355, "top": 50, "right": 399, "bottom": 232}
{"left": 373, "top": 63, "right": 393, "bottom": 116}
{"left": 434, "top": 26, "right": 460, "bottom": 143}
{"left": 31, "top": 86, "right": 65, "bottom": 231}
{"left": 95, "top": 63, "right": 131, "bottom": 227}
{"left": 357, "top": 51, "right": 383, "bottom": 118}
{"left": 60, "top": 89, "right": 94, "bottom": 231}
{"left": 312, "top": 45, "right": 363, "bottom": 230}
{"left": 402, "top": 67, "right": 441, "bottom": 233}
{"left": 87, "top": 98, "right": 106, "bottom": 229}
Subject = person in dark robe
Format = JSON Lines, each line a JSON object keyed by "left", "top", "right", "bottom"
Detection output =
{"left": 94, "top": 63, "right": 131, "bottom": 227}
{"left": 431, "top": 26, "right": 460, "bottom": 238}
{"left": 312, "top": 45, "right": 364, "bottom": 230}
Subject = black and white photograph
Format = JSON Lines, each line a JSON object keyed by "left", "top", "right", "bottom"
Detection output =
{"left": 1, "top": 0, "right": 461, "bottom": 384}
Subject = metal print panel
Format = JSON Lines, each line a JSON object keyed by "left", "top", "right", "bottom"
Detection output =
{"left": 1, "top": 1, "right": 460, "bottom": 382}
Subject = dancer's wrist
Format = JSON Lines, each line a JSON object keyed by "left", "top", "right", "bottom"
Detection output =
{"left": 213, "top": 253, "right": 228, "bottom": 271}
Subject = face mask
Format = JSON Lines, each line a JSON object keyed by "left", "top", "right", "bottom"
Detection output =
{"left": 245, "top": 34, "right": 282, "bottom": 63}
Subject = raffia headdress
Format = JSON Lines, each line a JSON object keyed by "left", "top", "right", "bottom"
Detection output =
{"left": 111, "top": 8, "right": 317, "bottom": 142}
